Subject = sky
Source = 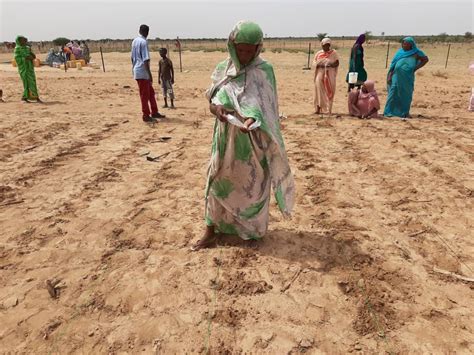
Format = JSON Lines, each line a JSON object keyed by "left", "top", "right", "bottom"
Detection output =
{"left": 0, "top": 0, "right": 472, "bottom": 42}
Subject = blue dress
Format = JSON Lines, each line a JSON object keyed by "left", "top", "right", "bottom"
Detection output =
{"left": 383, "top": 55, "right": 418, "bottom": 118}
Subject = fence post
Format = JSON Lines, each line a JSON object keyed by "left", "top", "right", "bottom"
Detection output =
{"left": 307, "top": 42, "right": 311, "bottom": 68}
{"left": 100, "top": 46, "right": 105, "bottom": 72}
{"left": 177, "top": 37, "right": 182, "bottom": 72}
{"left": 445, "top": 43, "right": 451, "bottom": 69}
{"left": 385, "top": 41, "right": 390, "bottom": 69}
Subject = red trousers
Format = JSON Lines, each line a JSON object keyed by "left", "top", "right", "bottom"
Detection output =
{"left": 136, "top": 79, "right": 158, "bottom": 117}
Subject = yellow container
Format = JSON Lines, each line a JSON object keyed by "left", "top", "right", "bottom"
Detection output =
{"left": 60, "top": 64, "right": 65, "bottom": 70}
{"left": 70, "top": 53, "right": 76, "bottom": 61}
{"left": 78, "top": 59, "right": 86, "bottom": 67}
{"left": 76, "top": 62, "right": 82, "bottom": 70}
{"left": 12, "top": 59, "right": 17, "bottom": 67}
{"left": 33, "top": 58, "right": 41, "bottom": 67}
{"left": 67, "top": 61, "right": 76, "bottom": 68}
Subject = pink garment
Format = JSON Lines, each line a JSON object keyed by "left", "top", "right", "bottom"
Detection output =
{"left": 348, "top": 80, "right": 380, "bottom": 118}
{"left": 313, "top": 49, "right": 339, "bottom": 113}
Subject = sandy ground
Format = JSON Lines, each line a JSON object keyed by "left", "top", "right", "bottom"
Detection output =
{"left": 1, "top": 45, "right": 474, "bottom": 353}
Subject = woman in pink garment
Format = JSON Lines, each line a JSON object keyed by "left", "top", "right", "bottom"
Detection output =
{"left": 313, "top": 37, "right": 339, "bottom": 114}
{"left": 348, "top": 80, "right": 380, "bottom": 119}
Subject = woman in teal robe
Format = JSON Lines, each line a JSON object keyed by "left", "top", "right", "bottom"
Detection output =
{"left": 383, "top": 37, "right": 428, "bottom": 118}
{"left": 346, "top": 34, "right": 367, "bottom": 91}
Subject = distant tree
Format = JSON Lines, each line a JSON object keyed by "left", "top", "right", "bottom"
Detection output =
{"left": 437, "top": 32, "right": 448, "bottom": 42}
{"left": 465, "top": 32, "right": 473, "bottom": 39}
{"left": 381, "top": 31, "right": 385, "bottom": 37}
{"left": 317, "top": 33, "right": 328, "bottom": 41}
{"left": 364, "top": 31, "right": 372, "bottom": 41}
{"left": 52, "top": 37, "right": 69, "bottom": 46}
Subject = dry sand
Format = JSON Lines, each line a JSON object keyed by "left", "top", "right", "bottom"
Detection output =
{"left": 1, "top": 45, "right": 473, "bottom": 353}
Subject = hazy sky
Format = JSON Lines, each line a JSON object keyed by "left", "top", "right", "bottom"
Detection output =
{"left": 0, "top": 0, "right": 472, "bottom": 41}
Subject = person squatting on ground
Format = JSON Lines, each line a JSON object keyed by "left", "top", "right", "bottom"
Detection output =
{"left": 348, "top": 80, "right": 380, "bottom": 119}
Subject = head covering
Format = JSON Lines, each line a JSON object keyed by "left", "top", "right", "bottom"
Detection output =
{"left": 389, "top": 37, "right": 425, "bottom": 71}
{"left": 355, "top": 34, "right": 366, "bottom": 46}
{"left": 227, "top": 20, "right": 263, "bottom": 72}
{"left": 321, "top": 37, "right": 331, "bottom": 46}
{"left": 359, "top": 80, "right": 380, "bottom": 110}
{"left": 354, "top": 34, "right": 365, "bottom": 54}
{"left": 14, "top": 35, "right": 30, "bottom": 58}
{"left": 15, "top": 35, "right": 26, "bottom": 45}
{"left": 363, "top": 80, "right": 375, "bottom": 92}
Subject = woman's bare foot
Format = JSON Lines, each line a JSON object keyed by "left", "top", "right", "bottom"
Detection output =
{"left": 314, "top": 106, "right": 321, "bottom": 114}
{"left": 191, "top": 226, "right": 218, "bottom": 251}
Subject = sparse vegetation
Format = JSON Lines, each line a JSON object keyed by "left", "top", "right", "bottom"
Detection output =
{"left": 52, "top": 37, "right": 69, "bottom": 46}
{"left": 2, "top": 33, "right": 472, "bottom": 54}
{"left": 364, "top": 31, "right": 372, "bottom": 42}
{"left": 432, "top": 70, "right": 448, "bottom": 79}
{"left": 317, "top": 33, "right": 328, "bottom": 41}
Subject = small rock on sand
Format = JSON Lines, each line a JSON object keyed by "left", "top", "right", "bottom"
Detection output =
{"left": 2, "top": 296, "right": 18, "bottom": 309}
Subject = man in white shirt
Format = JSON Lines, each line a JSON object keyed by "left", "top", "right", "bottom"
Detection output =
{"left": 131, "top": 24, "right": 165, "bottom": 122}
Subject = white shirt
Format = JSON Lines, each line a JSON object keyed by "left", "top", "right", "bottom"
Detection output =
{"left": 131, "top": 35, "right": 150, "bottom": 80}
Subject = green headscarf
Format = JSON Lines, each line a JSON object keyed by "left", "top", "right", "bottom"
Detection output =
{"left": 14, "top": 35, "right": 30, "bottom": 59}
{"left": 227, "top": 21, "right": 264, "bottom": 72}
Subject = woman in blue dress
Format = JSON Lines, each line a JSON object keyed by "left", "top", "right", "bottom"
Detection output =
{"left": 384, "top": 37, "right": 429, "bottom": 119}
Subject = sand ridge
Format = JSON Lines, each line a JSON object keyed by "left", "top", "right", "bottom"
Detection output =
{"left": 0, "top": 47, "right": 473, "bottom": 353}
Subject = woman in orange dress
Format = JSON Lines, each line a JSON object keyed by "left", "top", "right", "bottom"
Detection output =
{"left": 313, "top": 38, "right": 339, "bottom": 114}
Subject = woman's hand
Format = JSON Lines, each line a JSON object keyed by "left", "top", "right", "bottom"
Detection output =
{"left": 240, "top": 118, "right": 255, "bottom": 133}
{"left": 387, "top": 71, "right": 393, "bottom": 85}
{"left": 414, "top": 55, "right": 429, "bottom": 72}
{"left": 210, "top": 104, "right": 230, "bottom": 122}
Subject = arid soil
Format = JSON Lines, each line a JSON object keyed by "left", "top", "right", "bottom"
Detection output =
{"left": 0, "top": 45, "right": 473, "bottom": 353}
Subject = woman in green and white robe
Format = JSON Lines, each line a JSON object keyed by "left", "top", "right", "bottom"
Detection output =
{"left": 192, "top": 21, "right": 295, "bottom": 250}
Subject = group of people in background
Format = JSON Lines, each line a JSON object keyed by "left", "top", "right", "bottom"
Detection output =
{"left": 4, "top": 23, "right": 469, "bottom": 251}
{"left": 9, "top": 28, "right": 431, "bottom": 121}
{"left": 313, "top": 34, "right": 429, "bottom": 120}
{"left": 62, "top": 40, "right": 90, "bottom": 63}
{"left": 8, "top": 37, "right": 93, "bottom": 103}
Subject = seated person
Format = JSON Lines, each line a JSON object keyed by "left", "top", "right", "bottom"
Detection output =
{"left": 71, "top": 41, "right": 83, "bottom": 59}
{"left": 348, "top": 80, "right": 380, "bottom": 119}
{"left": 62, "top": 45, "right": 72, "bottom": 61}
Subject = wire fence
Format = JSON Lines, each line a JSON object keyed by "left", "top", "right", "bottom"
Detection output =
{"left": 2, "top": 37, "right": 473, "bottom": 55}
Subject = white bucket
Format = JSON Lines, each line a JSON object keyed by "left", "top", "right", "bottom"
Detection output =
{"left": 348, "top": 72, "right": 358, "bottom": 84}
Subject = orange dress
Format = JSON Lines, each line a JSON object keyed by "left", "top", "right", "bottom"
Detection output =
{"left": 313, "top": 49, "right": 339, "bottom": 113}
